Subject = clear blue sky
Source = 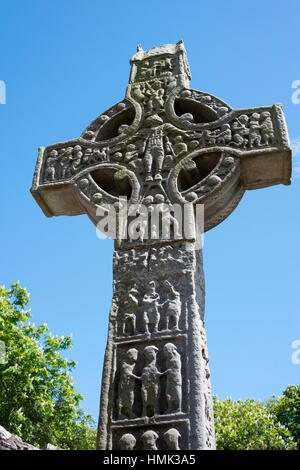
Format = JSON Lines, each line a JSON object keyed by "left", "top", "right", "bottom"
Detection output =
{"left": 1, "top": 0, "right": 299, "bottom": 422}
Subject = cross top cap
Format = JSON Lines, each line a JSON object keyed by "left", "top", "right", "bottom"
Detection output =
{"left": 129, "top": 40, "right": 191, "bottom": 88}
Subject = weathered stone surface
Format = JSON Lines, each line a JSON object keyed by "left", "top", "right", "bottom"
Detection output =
{"left": 0, "top": 425, "right": 37, "bottom": 450}
{"left": 0, "top": 425, "right": 61, "bottom": 450}
{"left": 31, "top": 41, "right": 291, "bottom": 235}
{"left": 0, "top": 425, "right": 11, "bottom": 440}
{"left": 98, "top": 243, "right": 214, "bottom": 450}
{"left": 30, "top": 41, "right": 292, "bottom": 450}
{"left": 42, "top": 443, "right": 61, "bottom": 450}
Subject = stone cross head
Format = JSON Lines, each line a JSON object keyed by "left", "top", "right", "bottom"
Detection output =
{"left": 31, "top": 41, "right": 291, "bottom": 247}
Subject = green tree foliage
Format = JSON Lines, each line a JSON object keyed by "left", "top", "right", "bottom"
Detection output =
{"left": 0, "top": 281, "right": 96, "bottom": 449}
{"left": 213, "top": 396, "right": 297, "bottom": 450}
{"left": 267, "top": 385, "right": 300, "bottom": 449}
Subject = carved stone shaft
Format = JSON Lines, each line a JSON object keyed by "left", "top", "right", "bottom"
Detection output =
{"left": 97, "top": 242, "right": 215, "bottom": 450}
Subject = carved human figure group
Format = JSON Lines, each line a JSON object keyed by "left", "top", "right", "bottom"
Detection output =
{"left": 119, "top": 427, "right": 181, "bottom": 450}
{"left": 44, "top": 107, "right": 275, "bottom": 187}
{"left": 117, "top": 343, "right": 182, "bottom": 419}
{"left": 121, "top": 279, "right": 181, "bottom": 337}
{"left": 189, "top": 111, "right": 275, "bottom": 149}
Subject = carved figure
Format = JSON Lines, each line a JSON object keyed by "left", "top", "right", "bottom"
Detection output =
{"left": 164, "top": 134, "right": 175, "bottom": 160}
{"left": 111, "top": 151, "right": 123, "bottom": 162}
{"left": 82, "top": 148, "right": 92, "bottom": 164}
{"left": 248, "top": 112, "right": 261, "bottom": 148}
{"left": 45, "top": 150, "right": 58, "bottom": 181}
{"left": 141, "top": 281, "right": 160, "bottom": 334}
{"left": 141, "top": 430, "right": 159, "bottom": 450}
{"left": 133, "top": 195, "right": 155, "bottom": 241}
{"left": 139, "top": 60, "right": 151, "bottom": 81}
{"left": 124, "top": 144, "right": 139, "bottom": 167}
{"left": 93, "top": 147, "right": 107, "bottom": 162}
{"left": 203, "top": 129, "right": 217, "bottom": 146}
{"left": 216, "top": 106, "right": 229, "bottom": 118}
{"left": 143, "top": 118, "right": 165, "bottom": 182}
{"left": 122, "top": 287, "right": 138, "bottom": 336}
{"left": 163, "top": 428, "right": 181, "bottom": 450}
{"left": 128, "top": 210, "right": 148, "bottom": 243}
{"left": 166, "top": 76, "right": 177, "bottom": 93}
{"left": 141, "top": 345, "right": 161, "bottom": 416}
{"left": 173, "top": 135, "right": 188, "bottom": 159}
{"left": 136, "top": 117, "right": 191, "bottom": 181}
{"left": 153, "top": 194, "right": 181, "bottom": 240}
{"left": 232, "top": 114, "right": 249, "bottom": 148}
{"left": 132, "top": 83, "right": 146, "bottom": 103}
{"left": 117, "top": 348, "right": 139, "bottom": 418}
{"left": 260, "top": 111, "right": 275, "bottom": 145}
{"left": 119, "top": 433, "right": 136, "bottom": 450}
{"left": 71, "top": 145, "right": 83, "bottom": 174}
{"left": 117, "top": 124, "right": 129, "bottom": 136}
{"left": 161, "top": 281, "right": 181, "bottom": 330}
{"left": 145, "top": 79, "right": 165, "bottom": 115}
{"left": 180, "top": 113, "right": 194, "bottom": 124}
{"left": 163, "top": 343, "right": 182, "bottom": 413}
{"left": 56, "top": 148, "right": 69, "bottom": 178}
{"left": 216, "top": 124, "right": 232, "bottom": 145}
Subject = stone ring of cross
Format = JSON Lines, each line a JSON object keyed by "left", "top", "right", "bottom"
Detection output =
{"left": 31, "top": 43, "right": 290, "bottom": 238}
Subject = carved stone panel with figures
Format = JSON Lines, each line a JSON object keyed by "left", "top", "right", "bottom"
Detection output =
{"left": 113, "top": 334, "right": 187, "bottom": 421}
{"left": 113, "top": 420, "right": 189, "bottom": 450}
{"left": 95, "top": 239, "right": 214, "bottom": 449}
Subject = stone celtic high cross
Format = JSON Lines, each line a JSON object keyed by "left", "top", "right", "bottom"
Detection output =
{"left": 31, "top": 42, "right": 291, "bottom": 450}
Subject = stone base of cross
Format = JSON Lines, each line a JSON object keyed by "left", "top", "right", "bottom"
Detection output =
{"left": 31, "top": 42, "right": 291, "bottom": 450}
